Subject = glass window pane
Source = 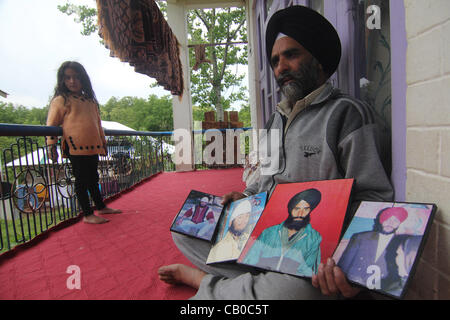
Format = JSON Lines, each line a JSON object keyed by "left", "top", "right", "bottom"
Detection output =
{"left": 310, "top": 0, "right": 324, "bottom": 15}
{"left": 355, "top": 0, "right": 392, "bottom": 173}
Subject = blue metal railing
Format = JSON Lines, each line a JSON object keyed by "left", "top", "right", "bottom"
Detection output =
{"left": 0, "top": 123, "right": 252, "bottom": 253}
{"left": 0, "top": 123, "right": 174, "bottom": 253}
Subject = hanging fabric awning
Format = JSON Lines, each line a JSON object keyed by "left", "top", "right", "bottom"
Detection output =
{"left": 96, "top": 0, "right": 183, "bottom": 96}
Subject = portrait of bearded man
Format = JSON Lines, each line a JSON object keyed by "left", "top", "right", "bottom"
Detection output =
{"left": 337, "top": 207, "right": 409, "bottom": 287}
{"left": 242, "top": 188, "right": 322, "bottom": 277}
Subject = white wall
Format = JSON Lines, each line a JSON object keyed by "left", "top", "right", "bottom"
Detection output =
{"left": 404, "top": 0, "right": 450, "bottom": 300}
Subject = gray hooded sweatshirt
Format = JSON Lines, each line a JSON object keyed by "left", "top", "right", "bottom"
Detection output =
{"left": 175, "top": 82, "right": 394, "bottom": 300}
{"left": 244, "top": 82, "right": 394, "bottom": 227}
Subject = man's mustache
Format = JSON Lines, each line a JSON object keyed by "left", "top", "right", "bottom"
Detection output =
{"left": 277, "top": 71, "right": 298, "bottom": 86}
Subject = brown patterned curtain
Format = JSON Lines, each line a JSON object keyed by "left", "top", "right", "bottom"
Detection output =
{"left": 96, "top": 0, "right": 183, "bottom": 96}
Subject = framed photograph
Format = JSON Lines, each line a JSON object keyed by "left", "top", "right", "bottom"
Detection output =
{"left": 332, "top": 201, "right": 437, "bottom": 299}
{"left": 207, "top": 192, "right": 267, "bottom": 264}
{"left": 170, "top": 190, "right": 224, "bottom": 242}
{"left": 237, "top": 179, "right": 354, "bottom": 278}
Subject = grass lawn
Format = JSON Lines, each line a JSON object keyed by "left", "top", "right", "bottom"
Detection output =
{"left": 0, "top": 206, "right": 79, "bottom": 254}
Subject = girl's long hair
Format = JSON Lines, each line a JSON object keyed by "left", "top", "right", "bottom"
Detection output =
{"left": 52, "top": 61, "right": 99, "bottom": 105}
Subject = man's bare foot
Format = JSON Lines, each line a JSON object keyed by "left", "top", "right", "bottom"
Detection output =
{"left": 97, "top": 207, "right": 122, "bottom": 214}
{"left": 158, "top": 264, "right": 207, "bottom": 289}
{"left": 83, "top": 214, "right": 109, "bottom": 224}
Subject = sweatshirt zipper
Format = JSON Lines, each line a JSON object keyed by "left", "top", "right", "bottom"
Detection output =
{"left": 275, "top": 228, "right": 307, "bottom": 271}
{"left": 268, "top": 107, "right": 309, "bottom": 195}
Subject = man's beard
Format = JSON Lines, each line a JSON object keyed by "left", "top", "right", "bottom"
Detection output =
{"left": 229, "top": 223, "right": 245, "bottom": 237}
{"left": 276, "top": 57, "right": 322, "bottom": 105}
{"left": 380, "top": 226, "right": 398, "bottom": 235}
{"left": 284, "top": 214, "right": 310, "bottom": 232}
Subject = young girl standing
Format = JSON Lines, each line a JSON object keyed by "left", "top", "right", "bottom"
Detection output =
{"left": 47, "top": 61, "right": 121, "bottom": 224}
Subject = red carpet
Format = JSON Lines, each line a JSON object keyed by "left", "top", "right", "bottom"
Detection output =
{"left": 0, "top": 168, "right": 245, "bottom": 300}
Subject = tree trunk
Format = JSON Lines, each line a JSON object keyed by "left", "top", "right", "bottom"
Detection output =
{"left": 214, "top": 85, "right": 224, "bottom": 121}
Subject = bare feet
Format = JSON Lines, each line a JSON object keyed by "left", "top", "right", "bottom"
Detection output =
{"left": 158, "top": 264, "right": 207, "bottom": 289}
{"left": 97, "top": 207, "right": 122, "bottom": 214}
{"left": 83, "top": 214, "right": 109, "bottom": 224}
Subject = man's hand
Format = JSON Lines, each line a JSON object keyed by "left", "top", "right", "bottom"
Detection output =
{"left": 221, "top": 191, "right": 246, "bottom": 206}
{"left": 311, "top": 258, "right": 361, "bottom": 298}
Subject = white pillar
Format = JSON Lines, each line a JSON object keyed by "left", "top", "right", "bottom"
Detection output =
{"left": 245, "top": 0, "right": 262, "bottom": 131}
{"left": 166, "top": 1, "right": 194, "bottom": 171}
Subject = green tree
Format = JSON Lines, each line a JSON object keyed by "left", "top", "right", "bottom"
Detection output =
{"left": 0, "top": 102, "right": 48, "bottom": 126}
{"left": 0, "top": 102, "right": 49, "bottom": 158}
{"left": 188, "top": 7, "right": 248, "bottom": 121}
{"left": 57, "top": 3, "right": 98, "bottom": 36}
{"left": 100, "top": 95, "right": 173, "bottom": 132}
{"left": 238, "top": 104, "right": 251, "bottom": 128}
{"left": 57, "top": 2, "right": 248, "bottom": 122}
{"left": 0, "top": 95, "right": 173, "bottom": 165}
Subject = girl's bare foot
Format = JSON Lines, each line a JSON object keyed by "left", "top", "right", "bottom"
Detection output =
{"left": 158, "top": 264, "right": 207, "bottom": 289}
{"left": 83, "top": 214, "right": 109, "bottom": 224}
{"left": 97, "top": 207, "right": 122, "bottom": 214}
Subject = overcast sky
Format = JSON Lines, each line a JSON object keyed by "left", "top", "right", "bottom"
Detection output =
{"left": 0, "top": 0, "right": 169, "bottom": 109}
